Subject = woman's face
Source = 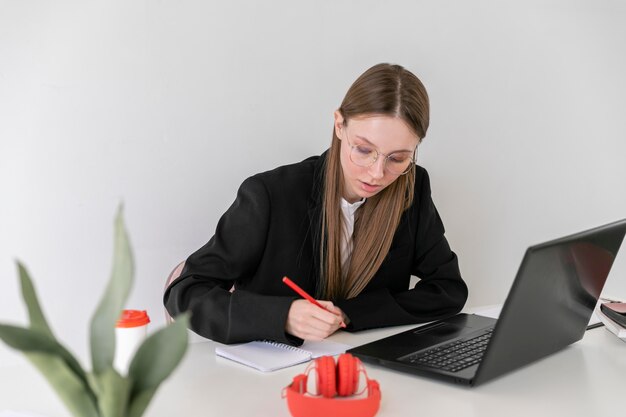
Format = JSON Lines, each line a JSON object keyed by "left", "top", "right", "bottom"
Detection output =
{"left": 334, "top": 112, "right": 420, "bottom": 203}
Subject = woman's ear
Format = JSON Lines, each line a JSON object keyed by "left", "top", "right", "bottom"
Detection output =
{"left": 333, "top": 110, "right": 345, "bottom": 139}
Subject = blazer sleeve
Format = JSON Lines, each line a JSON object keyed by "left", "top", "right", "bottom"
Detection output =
{"left": 336, "top": 170, "right": 468, "bottom": 331}
{"left": 163, "top": 176, "right": 299, "bottom": 345}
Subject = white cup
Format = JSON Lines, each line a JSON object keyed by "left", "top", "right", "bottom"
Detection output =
{"left": 114, "top": 309, "right": 150, "bottom": 374}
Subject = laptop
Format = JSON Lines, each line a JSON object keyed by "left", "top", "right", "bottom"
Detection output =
{"left": 347, "top": 219, "right": 626, "bottom": 386}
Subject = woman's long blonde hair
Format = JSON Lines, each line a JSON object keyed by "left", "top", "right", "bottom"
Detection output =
{"left": 320, "top": 63, "right": 430, "bottom": 300}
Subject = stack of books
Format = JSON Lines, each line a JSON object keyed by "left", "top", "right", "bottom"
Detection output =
{"left": 596, "top": 301, "right": 626, "bottom": 341}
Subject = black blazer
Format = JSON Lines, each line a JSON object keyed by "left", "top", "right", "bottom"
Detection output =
{"left": 164, "top": 153, "right": 467, "bottom": 345}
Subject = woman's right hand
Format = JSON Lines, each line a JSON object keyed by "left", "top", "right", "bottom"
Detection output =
{"left": 285, "top": 299, "right": 345, "bottom": 340}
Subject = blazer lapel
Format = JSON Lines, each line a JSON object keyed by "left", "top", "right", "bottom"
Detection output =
{"left": 306, "top": 152, "right": 326, "bottom": 297}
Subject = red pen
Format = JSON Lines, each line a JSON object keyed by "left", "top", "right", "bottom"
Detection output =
{"left": 282, "top": 276, "right": 346, "bottom": 328}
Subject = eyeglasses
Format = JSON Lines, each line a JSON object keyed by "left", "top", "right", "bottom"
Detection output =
{"left": 344, "top": 134, "right": 417, "bottom": 175}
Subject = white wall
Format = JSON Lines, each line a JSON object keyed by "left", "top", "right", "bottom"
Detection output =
{"left": 1, "top": 0, "right": 625, "bottom": 366}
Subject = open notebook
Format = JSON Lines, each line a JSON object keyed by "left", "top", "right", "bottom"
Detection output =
{"left": 215, "top": 339, "right": 351, "bottom": 372}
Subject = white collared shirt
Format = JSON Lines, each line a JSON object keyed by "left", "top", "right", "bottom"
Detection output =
{"left": 340, "top": 197, "right": 366, "bottom": 278}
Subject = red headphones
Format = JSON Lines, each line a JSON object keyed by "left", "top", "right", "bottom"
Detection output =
{"left": 283, "top": 353, "right": 381, "bottom": 417}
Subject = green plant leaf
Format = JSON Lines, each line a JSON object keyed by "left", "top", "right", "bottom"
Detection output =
{"left": 17, "top": 261, "right": 55, "bottom": 338}
{"left": 26, "top": 352, "right": 100, "bottom": 417}
{"left": 127, "top": 314, "right": 190, "bottom": 412}
{"left": 90, "top": 205, "right": 134, "bottom": 374}
{"left": 126, "top": 388, "right": 156, "bottom": 417}
{"left": 0, "top": 324, "right": 82, "bottom": 373}
{"left": 0, "top": 323, "right": 95, "bottom": 401}
{"left": 88, "top": 367, "right": 131, "bottom": 417}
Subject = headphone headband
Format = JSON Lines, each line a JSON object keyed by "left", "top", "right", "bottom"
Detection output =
{"left": 283, "top": 354, "right": 381, "bottom": 417}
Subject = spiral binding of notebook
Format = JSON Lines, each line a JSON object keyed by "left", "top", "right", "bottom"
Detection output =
{"left": 215, "top": 339, "right": 351, "bottom": 372}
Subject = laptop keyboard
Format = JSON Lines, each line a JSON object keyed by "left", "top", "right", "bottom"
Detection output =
{"left": 401, "top": 328, "right": 494, "bottom": 373}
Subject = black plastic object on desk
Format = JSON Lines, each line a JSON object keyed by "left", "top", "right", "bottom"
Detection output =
{"left": 600, "top": 302, "right": 626, "bottom": 328}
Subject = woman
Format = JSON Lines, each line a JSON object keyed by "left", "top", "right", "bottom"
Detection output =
{"left": 164, "top": 63, "right": 468, "bottom": 345}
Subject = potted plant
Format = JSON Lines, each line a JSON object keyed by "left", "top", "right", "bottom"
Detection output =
{"left": 0, "top": 207, "right": 190, "bottom": 417}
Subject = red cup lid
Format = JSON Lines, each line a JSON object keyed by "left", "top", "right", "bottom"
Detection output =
{"left": 116, "top": 310, "right": 150, "bottom": 328}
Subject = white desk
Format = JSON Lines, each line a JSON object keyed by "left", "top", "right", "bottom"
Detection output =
{"left": 1, "top": 322, "right": 624, "bottom": 417}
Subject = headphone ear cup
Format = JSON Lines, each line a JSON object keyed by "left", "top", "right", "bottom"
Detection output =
{"left": 336, "top": 353, "right": 359, "bottom": 397}
{"left": 315, "top": 356, "right": 337, "bottom": 398}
